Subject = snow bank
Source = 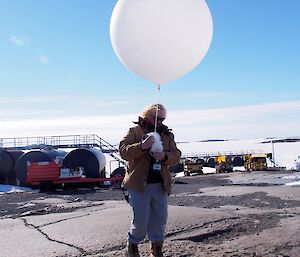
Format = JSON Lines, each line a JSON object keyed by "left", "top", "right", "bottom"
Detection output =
{"left": 0, "top": 185, "right": 33, "bottom": 194}
{"left": 281, "top": 174, "right": 300, "bottom": 186}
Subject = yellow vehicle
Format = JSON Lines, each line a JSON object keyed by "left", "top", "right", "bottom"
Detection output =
{"left": 244, "top": 153, "right": 272, "bottom": 171}
{"left": 215, "top": 155, "right": 233, "bottom": 173}
{"left": 183, "top": 159, "right": 203, "bottom": 176}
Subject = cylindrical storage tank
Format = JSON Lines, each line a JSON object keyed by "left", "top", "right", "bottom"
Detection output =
{"left": 16, "top": 149, "right": 66, "bottom": 186}
{"left": 63, "top": 147, "right": 106, "bottom": 178}
{"left": 110, "top": 166, "right": 125, "bottom": 178}
{"left": 194, "top": 158, "right": 206, "bottom": 165}
{"left": 206, "top": 157, "right": 216, "bottom": 168}
{"left": 0, "top": 149, "right": 14, "bottom": 183}
{"left": 232, "top": 156, "right": 244, "bottom": 167}
{"left": 169, "top": 163, "right": 184, "bottom": 174}
{"left": 7, "top": 150, "right": 24, "bottom": 185}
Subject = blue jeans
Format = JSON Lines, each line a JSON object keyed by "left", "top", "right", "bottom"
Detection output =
{"left": 128, "top": 183, "right": 168, "bottom": 243}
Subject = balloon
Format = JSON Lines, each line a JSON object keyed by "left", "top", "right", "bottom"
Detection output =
{"left": 110, "top": 0, "right": 213, "bottom": 85}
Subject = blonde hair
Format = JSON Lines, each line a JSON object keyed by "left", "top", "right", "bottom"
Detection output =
{"left": 140, "top": 103, "right": 167, "bottom": 119}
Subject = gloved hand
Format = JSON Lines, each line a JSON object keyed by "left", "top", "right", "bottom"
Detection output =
{"left": 140, "top": 134, "right": 155, "bottom": 150}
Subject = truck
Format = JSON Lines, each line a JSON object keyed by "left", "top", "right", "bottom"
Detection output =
{"left": 244, "top": 153, "right": 272, "bottom": 171}
{"left": 214, "top": 155, "right": 233, "bottom": 173}
{"left": 183, "top": 159, "right": 203, "bottom": 176}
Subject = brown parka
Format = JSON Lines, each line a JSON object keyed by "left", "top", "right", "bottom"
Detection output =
{"left": 119, "top": 119, "right": 181, "bottom": 195}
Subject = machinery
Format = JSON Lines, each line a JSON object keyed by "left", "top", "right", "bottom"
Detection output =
{"left": 183, "top": 159, "right": 203, "bottom": 176}
{"left": 214, "top": 155, "right": 233, "bottom": 173}
{"left": 26, "top": 161, "right": 123, "bottom": 191}
{"left": 244, "top": 153, "right": 272, "bottom": 171}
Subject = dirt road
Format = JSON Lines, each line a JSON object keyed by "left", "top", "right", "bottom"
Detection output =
{"left": 0, "top": 170, "right": 299, "bottom": 257}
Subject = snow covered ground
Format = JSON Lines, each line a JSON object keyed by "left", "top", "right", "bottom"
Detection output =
{"left": 282, "top": 174, "right": 300, "bottom": 186}
{"left": 174, "top": 138, "right": 300, "bottom": 186}
{"left": 0, "top": 184, "right": 34, "bottom": 194}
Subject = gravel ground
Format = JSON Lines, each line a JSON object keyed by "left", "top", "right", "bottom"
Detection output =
{"left": 1, "top": 171, "right": 299, "bottom": 257}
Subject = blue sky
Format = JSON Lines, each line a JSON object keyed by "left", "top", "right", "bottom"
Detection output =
{"left": 0, "top": 0, "right": 299, "bottom": 143}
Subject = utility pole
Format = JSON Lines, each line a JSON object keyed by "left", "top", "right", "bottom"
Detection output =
{"left": 271, "top": 140, "right": 275, "bottom": 167}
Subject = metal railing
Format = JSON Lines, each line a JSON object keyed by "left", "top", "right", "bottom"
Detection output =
{"left": 0, "top": 134, "right": 125, "bottom": 165}
{"left": 182, "top": 150, "right": 259, "bottom": 159}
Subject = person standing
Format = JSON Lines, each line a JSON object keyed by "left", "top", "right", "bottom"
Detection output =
{"left": 119, "top": 103, "right": 181, "bottom": 257}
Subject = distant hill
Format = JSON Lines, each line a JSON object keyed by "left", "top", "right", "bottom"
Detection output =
{"left": 177, "top": 139, "right": 228, "bottom": 144}
{"left": 260, "top": 137, "right": 300, "bottom": 144}
{"left": 198, "top": 139, "right": 228, "bottom": 143}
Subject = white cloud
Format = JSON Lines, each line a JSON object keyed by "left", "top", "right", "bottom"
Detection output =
{"left": 9, "top": 35, "right": 26, "bottom": 47}
{"left": 38, "top": 55, "right": 49, "bottom": 64}
{"left": 168, "top": 101, "right": 300, "bottom": 140}
{"left": 0, "top": 114, "right": 134, "bottom": 143}
{"left": 0, "top": 100, "right": 299, "bottom": 143}
{"left": 168, "top": 101, "right": 300, "bottom": 127}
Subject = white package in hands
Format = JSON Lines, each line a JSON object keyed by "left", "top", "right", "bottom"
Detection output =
{"left": 149, "top": 132, "right": 163, "bottom": 153}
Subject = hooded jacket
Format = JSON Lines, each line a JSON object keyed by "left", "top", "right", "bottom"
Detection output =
{"left": 119, "top": 117, "right": 181, "bottom": 195}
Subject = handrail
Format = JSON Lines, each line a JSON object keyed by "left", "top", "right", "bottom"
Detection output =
{"left": 0, "top": 134, "right": 125, "bottom": 164}
{"left": 182, "top": 150, "right": 259, "bottom": 158}
{"left": 0, "top": 134, "right": 106, "bottom": 149}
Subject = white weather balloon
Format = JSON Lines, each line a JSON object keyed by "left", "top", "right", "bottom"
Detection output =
{"left": 110, "top": 0, "right": 213, "bottom": 85}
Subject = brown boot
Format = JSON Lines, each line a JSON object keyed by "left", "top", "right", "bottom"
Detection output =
{"left": 150, "top": 241, "right": 163, "bottom": 257}
{"left": 126, "top": 242, "right": 140, "bottom": 257}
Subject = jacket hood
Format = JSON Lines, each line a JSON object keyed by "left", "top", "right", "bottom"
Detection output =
{"left": 133, "top": 116, "right": 171, "bottom": 135}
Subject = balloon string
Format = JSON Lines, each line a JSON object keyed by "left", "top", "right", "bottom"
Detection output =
{"left": 154, "top": 84, "right": 161, "bottom": 133}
